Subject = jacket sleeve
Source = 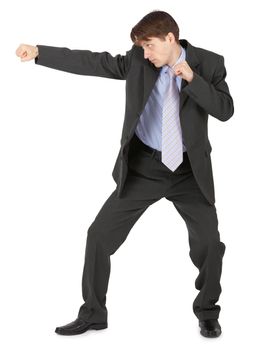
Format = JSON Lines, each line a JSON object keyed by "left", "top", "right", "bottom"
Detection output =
{"left": 182, "top": 55, "right": 234, "bottom": 121}
{"left": 34, "top": 44, "right": 134, "bottom": 80}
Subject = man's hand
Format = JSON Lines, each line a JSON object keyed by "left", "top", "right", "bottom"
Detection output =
{"left": 172, "top": 60, "right": 194, "bottom": 82}
{"left": 15, "top": 44, "right": 39, "bottom": 62}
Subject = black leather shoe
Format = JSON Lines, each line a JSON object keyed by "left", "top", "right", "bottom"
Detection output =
{"left": 55, "top": 317, "right": 107, "bottom": 336}
{"left": 199, "top": 319, "right": 222, "bottom": 338}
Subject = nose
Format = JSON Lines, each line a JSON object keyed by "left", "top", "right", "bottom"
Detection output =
{"left": 143, "top": 49, "right": 150, "bottom": 60}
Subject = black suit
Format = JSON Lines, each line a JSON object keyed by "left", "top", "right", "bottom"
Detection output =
{"left": 35, "top": 39, "right": 234, "bottom": 323}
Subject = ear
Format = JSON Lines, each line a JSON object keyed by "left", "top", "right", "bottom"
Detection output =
{"left": 166, "top": 32, "right": 175, "bottom": 43}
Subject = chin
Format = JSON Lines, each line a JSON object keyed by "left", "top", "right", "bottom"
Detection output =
{"left": 154, "top": 62, "right": 162, "bottom": 67}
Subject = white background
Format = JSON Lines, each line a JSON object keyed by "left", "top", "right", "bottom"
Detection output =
{"left": 1, "top": 0, "right": 255, "bottom": 348}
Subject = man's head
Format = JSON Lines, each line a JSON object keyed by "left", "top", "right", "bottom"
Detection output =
{"left": 130, "top": 10, "right": 181, "bottom": 68}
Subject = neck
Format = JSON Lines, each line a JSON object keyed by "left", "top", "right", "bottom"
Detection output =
{"left": 168, "top": 44, "right": 182, "bottom": 67}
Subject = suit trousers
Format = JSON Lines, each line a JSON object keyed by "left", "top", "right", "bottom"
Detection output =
{"left": 78, "top": 133, "right": 225, "bottom": 323}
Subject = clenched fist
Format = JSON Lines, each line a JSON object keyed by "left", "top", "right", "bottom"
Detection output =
{"left": 15, "top": 44, "right": 39, "bottom": 62}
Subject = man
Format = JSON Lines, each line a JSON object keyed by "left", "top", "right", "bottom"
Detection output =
{"left": 16, "top": 10, "right": 234, "bottom": 338}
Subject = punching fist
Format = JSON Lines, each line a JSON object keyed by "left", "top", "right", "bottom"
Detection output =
{"left": 15, "top": 44, "right": 39, "bottom": 62}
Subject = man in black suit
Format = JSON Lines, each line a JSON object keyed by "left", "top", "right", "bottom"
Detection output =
{"left": 16, "top": 10, "right": 234, "bottom": 338}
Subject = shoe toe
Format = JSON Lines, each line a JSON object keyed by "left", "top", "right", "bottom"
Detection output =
{"left": 55, "top": 318, "right": 88, "bottom": 335}
{"left": 201, "top": 328, "right": 221, "bottom": 338}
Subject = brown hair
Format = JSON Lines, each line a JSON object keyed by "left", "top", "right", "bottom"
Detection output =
{"left": 130, "top": 10, "right": 179, "bottom": 46}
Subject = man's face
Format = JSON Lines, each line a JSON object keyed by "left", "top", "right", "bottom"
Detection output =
{"left": 140, "top": 34, "right": 175, "bottom": 67}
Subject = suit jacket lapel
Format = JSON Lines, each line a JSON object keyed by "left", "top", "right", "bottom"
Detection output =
{"left": 179, "top": 39, "right": 200, "bottom": 113}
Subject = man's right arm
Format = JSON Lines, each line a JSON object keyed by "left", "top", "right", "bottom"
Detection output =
{"left": 16, "top": 43, "right": 134, "bottom": 80}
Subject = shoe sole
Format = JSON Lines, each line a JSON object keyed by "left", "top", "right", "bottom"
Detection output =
{"left": 55, "top": 323, "right": 108, "bottom": 336}
{"left": 200, "top": 329, "right": 222, "bottom": 338}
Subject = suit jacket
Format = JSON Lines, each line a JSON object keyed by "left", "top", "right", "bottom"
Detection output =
{"left": 35, "top": 39, "right": 234, "bottom": 205}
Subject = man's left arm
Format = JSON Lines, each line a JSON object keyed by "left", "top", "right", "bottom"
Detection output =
{"left": 177, "top": 56, "right": 234, "bottom": 122}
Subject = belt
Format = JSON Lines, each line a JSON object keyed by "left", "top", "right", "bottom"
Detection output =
{"left": 131, "top": 133, "right": 187, "bottom": 162}
{"left": 132, "top": 133, "right": 162, "bottom": 160}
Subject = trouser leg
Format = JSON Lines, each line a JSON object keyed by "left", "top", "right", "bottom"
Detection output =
{"left": 78, "top": 168, "right": 163, "bottom": 323}
{"left": 166, "top": 186, "right": 225, "bottom": 321}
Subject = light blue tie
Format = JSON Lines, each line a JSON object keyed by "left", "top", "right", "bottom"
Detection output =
{"left": 161, "top": 67, "right": 183, "bottom": 171}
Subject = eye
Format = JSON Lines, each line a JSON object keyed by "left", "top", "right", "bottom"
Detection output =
{"left": 142, "top": 43, "right": 152, "bottom": 49}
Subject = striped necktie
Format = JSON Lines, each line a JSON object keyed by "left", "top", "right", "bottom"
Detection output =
{"left": 161, "top": 67, "right": 183, "bottom": 171}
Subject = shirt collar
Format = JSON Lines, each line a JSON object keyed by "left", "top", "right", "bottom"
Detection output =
{"left": 161, "top": 45, "right": 186, "bottom": 75}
